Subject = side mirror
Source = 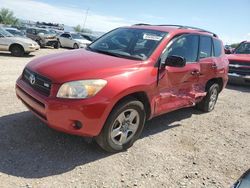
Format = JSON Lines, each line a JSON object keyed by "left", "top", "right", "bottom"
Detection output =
{"left": 163, "top": 55, "right": 186, "bottom": 68}
{"left": 232, "top": 169, "right": 250, "bottom": 188}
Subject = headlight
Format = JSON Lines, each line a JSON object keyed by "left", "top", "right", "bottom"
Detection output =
{"left": 56, "top": 79, "right": 107, "bottom": 99}
{"left": 28, "top": 43, "right": 34, "bottom": 46}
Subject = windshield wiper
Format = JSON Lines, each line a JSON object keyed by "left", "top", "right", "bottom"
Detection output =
{"left": 87, "top": 47, "right": 142, "bottom": 60}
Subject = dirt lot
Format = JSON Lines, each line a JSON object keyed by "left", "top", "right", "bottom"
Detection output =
{"left": 0, "top": 49, "right": 249, "bottom": 188}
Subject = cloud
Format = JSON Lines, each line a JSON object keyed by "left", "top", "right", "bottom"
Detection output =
{"left": 0, "top": 0, "right": 135, "bottom": 31}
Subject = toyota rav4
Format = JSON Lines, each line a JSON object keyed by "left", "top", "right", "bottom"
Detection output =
{"left": 16, "top": 24, "right": 229, "bottom": 152}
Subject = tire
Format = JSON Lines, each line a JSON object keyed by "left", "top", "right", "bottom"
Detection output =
{"left": 36, "top": 39, "right": 42, "bottom": 47}
{"left": 73, "top": 43, "right": 79, "bottom": 49}
{"left": 58, "top": 40, "right": 62, "bottom": 48}
{"left": 54, "top": 42, "right": 60, "bottom": 49}
{"left": 24, "top": 52, "right": 30, "bottom": 56}
{"left": 196, "top": 83, "right": 219, "bottom": 112}
{"left": 10, "top": 45, "right": 24, "bottom": 57}
{"left": 96, "top": 98, "right": 146, "bottom": 152}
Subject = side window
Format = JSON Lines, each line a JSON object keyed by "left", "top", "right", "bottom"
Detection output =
{"left": 65, "top": 34, "right": 71, "bottom": 38}
{"left": 162, "top": 34, "right": 199, "bottom": 63}
{"left": 213, "top": 39, "right": 222, "bottom": 57}
{"left": 199, "top": 36, "right": 212, "bottom": 59}
{"left": 61, "top": 34, "right": 67, "bottom": 38}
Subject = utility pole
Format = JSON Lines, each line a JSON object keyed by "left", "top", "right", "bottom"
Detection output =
{"left": 83, "top": 8, "right": 89, "bottom": 31}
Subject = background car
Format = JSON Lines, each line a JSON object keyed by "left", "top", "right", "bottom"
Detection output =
{"left": 227, "top": 41, "right": 250, "bottom": 85}
{"left": 26, "top": 27, "right": 59, "bottom": 48}
{"left": 57, "top": 32, "right": 91, "bottom": 49}
{"left": 224, "top": 45, "right": 234, "bottom": 54}
{"left": 79, "top": 33, "right": 98, "bottom": 42}
{"left": 0, "top": 27, "right": 39, "bottom": 56}
{"left": 4, "top": 27, "right": 26, "bottom": 37}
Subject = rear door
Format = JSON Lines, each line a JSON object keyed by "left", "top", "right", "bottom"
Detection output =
{"left": 63, "top": 34, "right": 72, "bottom": 48}
{"left": 155, "top": 34, "right": 201, "bottom": 115}
{"left": 197, "top": 35, "right": 215, "bottom": 91}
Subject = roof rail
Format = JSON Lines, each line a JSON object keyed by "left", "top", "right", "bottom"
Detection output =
{"left": 133, "top": 23, "right": 218, "bottom": 38}
{"left": 133, "top": 23, "right": 151, "bottom": 26}
{"left": 156, "top": 25, "right": 218, "bottom": 38}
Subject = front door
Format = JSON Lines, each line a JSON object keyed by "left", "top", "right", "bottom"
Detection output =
{"left": 155, "top": 34, "right": 201, "bottom": 115}
{"left": 0, "top": 36, "right": 9, "bottom": 51}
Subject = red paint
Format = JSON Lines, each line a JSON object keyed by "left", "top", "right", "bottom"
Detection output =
{"left": 16, "top": 26, "right": 229, "bottom": 137}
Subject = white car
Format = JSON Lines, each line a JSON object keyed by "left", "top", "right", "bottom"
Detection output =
{"left": 57, "top": 32, "right": 91, "bottom": 49}
{"left": 0, "top": 27, "right": 40, "bottom": 56}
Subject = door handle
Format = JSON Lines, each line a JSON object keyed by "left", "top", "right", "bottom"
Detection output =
{"left": 191, "top": 70, "right": 200, "bottom": 76}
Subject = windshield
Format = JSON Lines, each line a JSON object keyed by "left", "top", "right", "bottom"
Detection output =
{"left": 82, "top": 34, "right": 97, "bottom": 41}
{"left": 71, "top": 33, "right": 83, "bottom": 39}
{"left": 0, "top": 28, "right": 14, "bottom": 37}
{"left": 6, "top": 29, "right": 24, "bottom": 37}
{"left": 88, "top": 28, "right": 167, "bottom": 60}
{"left": 37, "top": 29, "right": 53, "bottom": 35}
{"left": 235, "top": 42, "right": 250, "bottom": 54}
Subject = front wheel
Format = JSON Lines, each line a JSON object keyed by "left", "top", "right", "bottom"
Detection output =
{"left": 196, "top": 83, "right": 219, "bottom": 112}
{"left": 10, "top": 45, "right": 24, "bottom": 57}
{"left": 73, "top": 43, "right": 79, "bottom": 49}
{"left": 96, "top": 98, "right": 146, "bottom": 152}
{"left": 54, "top": 42, "right": 60, "bottom": 49}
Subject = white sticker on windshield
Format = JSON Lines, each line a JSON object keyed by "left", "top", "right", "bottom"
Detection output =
{"left": 143, "top": 34, "right": 162, "bottom": 41}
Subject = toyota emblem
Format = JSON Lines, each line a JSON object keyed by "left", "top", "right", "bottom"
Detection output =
{"left": 29, "top": 74, "right": 36, "bottom": 85}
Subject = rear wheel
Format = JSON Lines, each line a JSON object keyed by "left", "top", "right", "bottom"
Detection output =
{"left": 73, "top": 43, "right": 79, "bottom": 49}
{"left": 196, "top": 83, "right": 219, "bottom": 112}
{"left": 10, "top": 45, "right": 24, "bottom": 57}
{"left": 96, "top": 98, "right": 146, "bottom": 152}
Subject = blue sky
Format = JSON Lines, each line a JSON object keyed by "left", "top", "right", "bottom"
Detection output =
{"left": 1, "top": 0, "right": 249, "bottom": 44}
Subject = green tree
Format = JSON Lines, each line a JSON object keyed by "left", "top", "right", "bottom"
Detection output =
{"left": 73, "top": 24, "right": 92, "bottom": 33}
{"left": 0, "top": 8, "right": 19, "bottom": 26}
{"left": 230, "top": 43, "right": 240, "bottom": 48}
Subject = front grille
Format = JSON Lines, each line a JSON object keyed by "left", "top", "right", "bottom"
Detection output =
{"left": 229, "top": 60, "right": 250, "bottom": 66}
{"left": 22, "top": 68, "right": 51, "bottom": 96}
{"left": 229, "top": 60, "right": 250, "bottom": 76}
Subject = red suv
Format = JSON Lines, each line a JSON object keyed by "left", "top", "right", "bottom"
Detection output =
{"left": 16, "top": 24, "right": 229, "bottom": 152}
{"left": 227, "top": 41, "right": 250, "bottom": 85}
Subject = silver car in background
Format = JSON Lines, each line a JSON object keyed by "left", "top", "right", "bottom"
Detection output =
{"left": 0, "top": 27, "right": 39, "bottom": 56}
{"left": 57, "top": 32, "right": 91, "bottom": 49}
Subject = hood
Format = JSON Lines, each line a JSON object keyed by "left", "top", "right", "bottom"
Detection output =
{"left": 12, "top": 36, "right": 37, "bottom": 44}
{"left": 74, "top": 39, "right": 91, "bottom": 44}
{"left": 227, "top": 54, "right": 250, "bottom": 62}
{"left": 26, "top": 49, "right": 142, "bottom": 83}
{"left": 38, "top": 33, "right": 56, "bottom": 38}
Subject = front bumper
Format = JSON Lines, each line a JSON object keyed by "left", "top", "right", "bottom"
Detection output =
{"left": 16, "top": 78, "right": 112, "bottom": 137}
{"left": 41, "top": 39, "right": 58, "bottom": 47}
{"left": 228, "top": 73, "right": 250, "bottom": 85}
{"left": 79, "top": 43, "right": 88, "bottom": 48}
{"left": 25, "top": 45, "right": 40, "bottom": 52}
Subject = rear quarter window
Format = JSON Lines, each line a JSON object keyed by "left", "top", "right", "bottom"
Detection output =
{"left": 213, "top": 39, "right": 223, "bottom": 57}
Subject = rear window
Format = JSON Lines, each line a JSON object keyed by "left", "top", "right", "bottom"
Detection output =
{"left": 213, "top": 39, "right": 222, "bottom": 57}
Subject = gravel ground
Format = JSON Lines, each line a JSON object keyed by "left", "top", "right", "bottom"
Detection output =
{"left": 0, "top": 49, "right": 249, "bottom": 188}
